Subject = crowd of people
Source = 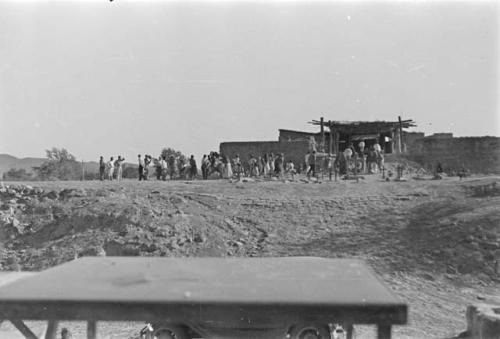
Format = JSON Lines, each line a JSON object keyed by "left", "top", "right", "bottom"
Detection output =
{"left": 98, "top": 155, "right": 127, "bottom": 181}
{"left": 334, "top": 141, "right": 385, "bottom": 176}
{"left": 201, "top": 151, "right": 297, "bottom": 180}
{"left": 97, "top": 141, "right": 386, "bottom": 182}
{"left": 98, "top": 154, "right": 199, "bottom": 181}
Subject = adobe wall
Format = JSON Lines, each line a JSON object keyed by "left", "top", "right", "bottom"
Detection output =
{"left": 277, "top": 140, "right": 311, "bottom": 169}
{"left": 279, "top": 129, "right": 320, "bottom": 142}
{"left": 402, "top": 131, "right": 425, "bottom": 151}
{"left": 404, "top": 136, "right": 500, "bottom": 174}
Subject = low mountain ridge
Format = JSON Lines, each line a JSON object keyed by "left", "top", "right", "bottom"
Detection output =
{"left": 0, "top": 154, "right": 45, "bottom": 176}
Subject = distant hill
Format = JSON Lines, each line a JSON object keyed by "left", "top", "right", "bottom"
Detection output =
{"left": 0, "top": 154, "right": 124, "bottom": 178}
{"left": 0, "top": 154, "right": 45, "bottom": 177}
{"left": 0, "top": 154, "right": 137, "bottom": 179}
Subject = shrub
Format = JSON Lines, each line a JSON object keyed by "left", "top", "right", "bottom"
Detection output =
{"left": 2, "top": 168, "right": 33, "bottom": 181}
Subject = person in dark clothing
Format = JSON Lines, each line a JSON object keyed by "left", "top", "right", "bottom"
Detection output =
{"left": 143, "top": 155, "right": 151, "bottom": 180}
{"left": 138, "top": 154, "right": 144, "bottom": 181}
{"left": 275, "top": 153, "right": 285, "bottom": 178}
{"left": 436, "top": 162, "right": 444, "bottom": 174}
{"left": 99, "top": 156, "right": 105, "bottom": 181}
{"left": 155, "top": 156, "right": 162, "bottom": 180}
{"left": 189, "top": 155, "right": 197, "bottom": 180}
{"left": 201, "top": 155, "right": 209, "bottom": 180}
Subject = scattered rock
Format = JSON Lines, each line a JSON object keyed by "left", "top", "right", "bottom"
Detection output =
{"left": 33, "top": 187, "right": 44, "bottom": 195}
{"left": 393, "top": 196, "right": 411, "bottom": 201}
{"left": 193, "top": 233, "right": 205, "bottom": 243}
{"left": 169, "top": 195, "right": 187, "bottom": 204}
{"left": 45, "top": 191, "right": 58, "bottom": 200}
{"left": 482, "top": 241, "right": 500, "bottom": 250}
{"left": 447, "top": 265, "right": 458, "bottom": 274}
{"left": 59, "top": 188, "right": 87, "bottom": 200}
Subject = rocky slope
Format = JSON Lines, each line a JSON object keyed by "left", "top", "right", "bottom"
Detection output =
{"left": 0, "top": 175, "right": 499, "bottom": 338}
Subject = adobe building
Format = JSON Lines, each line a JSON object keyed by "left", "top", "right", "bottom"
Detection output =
{"left": 220, "top": 117, "right": 420, "bottom": 169}
{"left": 220, "top": 117, "right": 500, "bottom": 174}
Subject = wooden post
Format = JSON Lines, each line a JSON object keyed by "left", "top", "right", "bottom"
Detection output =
{"left": 45, "top": 320, "right": 59, "bottom": 339}
{"left": 328, "top": 121, "right": 333, "bottom": 154}
{"left": 87, "top": 320, "right": 97, "bottom": 339}
{"left": 398, "top": 116, "right": 403, "bottom": 153}
{"left": 335, "top": 130, "right": 340, "bottom": 155}
{"left": 81, "top": 160, "right": 85, "bottom": 181}
{"left": 395, "top": 128, "right": 401, "bottom": 154}
{"left": 390, "top": 130, "right": 395, "bottom": 154}
{"left": 320, "top": 117, "right": 325, "bottom": 153}
{"left": 398, "top": 116, "right": 405, "bottom": 152}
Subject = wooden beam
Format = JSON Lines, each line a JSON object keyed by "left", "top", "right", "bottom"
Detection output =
{"left": 10, "top": 319, "right": 39, "bottom": 339}
{"left": 335, "top": 130, "right": 340, "bottom": 154}
{"left": 44, "top": 321, "right": 58, "bottom": 339}
{"left": 398, "top": 115, "right": 404, "bottom": 153}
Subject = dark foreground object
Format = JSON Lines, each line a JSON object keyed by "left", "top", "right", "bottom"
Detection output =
{"left": 0, "top": 257, "right": 407, "bottom": 339}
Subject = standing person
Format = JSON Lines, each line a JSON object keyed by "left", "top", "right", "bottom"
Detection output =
{"left": 263, "top": 153, "right": 270, "bottom": 177}
{"left": 155, "top": 156, "right": 162, "bottom": 180}
{"left": 189, "top": 155, "right": 197, "bottom": 180}
{"left": 160, "top": 156, "right": 168, "bottom": 181}
{"left": 168, "top": 155, "right": 176, "bottom": 180}
{"left": 366, "top": 146, "right": 377, "bottom": 174}
{"left": 257, "top": 156, "right": 264, "bottom": 177}
{"left": 115, "top": 156, "right": 125, "bottom": 181}
{"left": 144, "top": 155, "right": 151, "bottom": 180}
{"left": 226, "top": 156, "right": 233, "bottom": 179}
{"left": 233, "top": 154, "right": 242, "bottom": 178}
{"left": 307, "top": 150, "right": 317, "bottom": 179}
{"left": 221, "top": 154, "right": 228, "bottom": 179}
{"left": 178, "top": 156, "right": 186, "bottom": 179}
{"left": 304, "top": 151, "right": 311, "bottom": 175}
{"left": 269, "top": 153, "right": 275, "bottom": 174}
{"left": 376, "top": 149, "right": 384, "bottom": 173}
{"left": 347, "top": 142, "right": 356, "bottom": 154}
{"left": 358, "top": 141, "right": 367, "bottom": 174}
{"left": 201, "top": 155, "right": 209, "bottom": 180}
{"left": 286, "top": 159, "right": 296, "bottom": 180}
{"left": 138, "top": 154, "right": 144, "bottom": 181}
{"left": 248, "top": 154, "right": 257, "bottom": 177}
{"left": 275, "top": 153, "right": 284, "bottom": 178}
{"left": 107, "top": 157, "right": 114, "bottom": 180}
{"left": 99, "top": 156, "right": 105, "bottom": 181}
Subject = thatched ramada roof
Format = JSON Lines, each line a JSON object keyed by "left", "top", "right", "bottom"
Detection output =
{"left": 310, "top": 119, "right": 417, "bottom": 134}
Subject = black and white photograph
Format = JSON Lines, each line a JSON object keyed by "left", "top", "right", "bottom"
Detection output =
{"left": 0, "top": 0, "right": 498, "bottom": 338}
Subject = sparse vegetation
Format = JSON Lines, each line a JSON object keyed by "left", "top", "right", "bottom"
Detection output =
{"left": 160, "top": 147, "right": 185, "bottom": 160}
{"left": 32, "top": 148, "right": 98, "bottom": 181}
{"left": 2, "top": 168, "right": 33, "bottom": 181}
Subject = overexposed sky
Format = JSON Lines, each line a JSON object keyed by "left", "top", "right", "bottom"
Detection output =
{"left": 0, "top": 0, "right": 498, "bottom": 161}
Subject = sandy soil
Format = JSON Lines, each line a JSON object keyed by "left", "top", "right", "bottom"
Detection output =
{"left": 0, "top": 173, "right": 499, "bottom": 338}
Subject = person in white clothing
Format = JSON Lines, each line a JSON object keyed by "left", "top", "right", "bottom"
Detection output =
{"left": 115, "top": 156, "right": 125, "bottom": 181}
{"left": 107, "top": 157, "right": 114, "bottom": 180}
{"left": 160, "top": 157, "right": 168, "bottom": 181}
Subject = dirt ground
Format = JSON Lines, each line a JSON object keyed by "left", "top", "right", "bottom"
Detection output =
{"left": 0, "top": 172, "right": 499, "bottom": 338}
